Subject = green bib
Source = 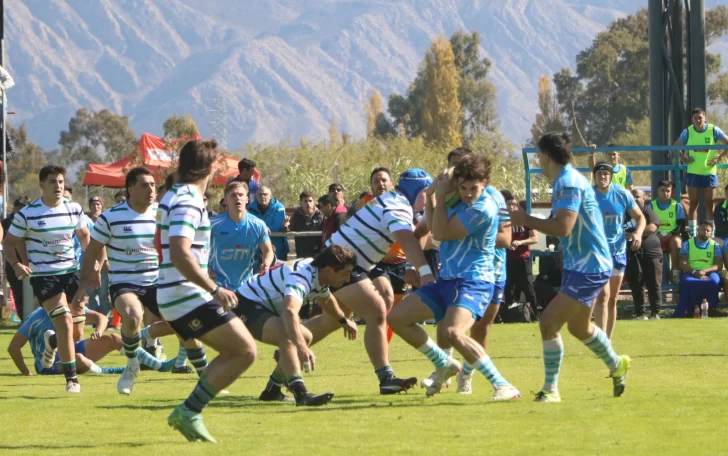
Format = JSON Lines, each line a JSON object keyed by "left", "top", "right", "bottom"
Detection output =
{"left": 687, "top": 238, "right": 715, "bottom": 271}
{"left": 612, "top": 164, "right": 628, "bottom": 187}
{"left": 687, "top": 124, "right": 716, "bottom": 175}
{"left": 650, "top": 199, "right": 677, "bottom": 233}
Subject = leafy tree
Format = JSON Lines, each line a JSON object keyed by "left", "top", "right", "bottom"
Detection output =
{"left": 364, "top": 90, "right": 383, "bottom": 138}
{"left": 162, "top": 114, "right": 198, "bottom": 141}
{"left": 530, "top": 75, "right": 565, "bottom": 145}
{"left": 423, "top": 37, "right": 462, "bottom": 148}
{"left": 58, "top": 108, "right": 137, "bottom": 165}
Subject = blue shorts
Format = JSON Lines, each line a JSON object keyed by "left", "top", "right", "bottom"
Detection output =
{"left": 686, "top": 173, "right": 718, "bottom": 189}
{"left": 415, "top": 279, "right": 493, "bottom": 324}
{"left": 36, "top": 340, "right": 87, "bottom": 375}
{"left": 491, "top": 281, "right": 505, "bottom": 305}
{"left": 560, "top": 270, "right": 610, "bottom": 307}
{"left": 611, "top": 253, "right": 627, "bottom": 277}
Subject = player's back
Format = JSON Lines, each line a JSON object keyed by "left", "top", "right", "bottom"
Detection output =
{"left": 593, "top": 184, "right": 633, "bottom": 257}
{"left": 209, "top": 212, "right": 268, "bottom": 289}
{"left": 552, "top": 165, "right": 611, "bottom": 274}
{"left": 484, "top": 185, "right": 509, "bottom": 283}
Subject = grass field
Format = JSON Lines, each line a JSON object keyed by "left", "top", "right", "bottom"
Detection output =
{"left": 0, "top": 319, "right": 727, "bottom": 455}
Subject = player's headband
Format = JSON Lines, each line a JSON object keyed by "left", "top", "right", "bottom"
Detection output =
{"left": 592, "top": 161, "right": 613, "bottom": 175}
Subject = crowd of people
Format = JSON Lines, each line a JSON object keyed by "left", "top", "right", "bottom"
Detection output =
{"left": 0, "top": 104, "right": 727, "bottom": 443}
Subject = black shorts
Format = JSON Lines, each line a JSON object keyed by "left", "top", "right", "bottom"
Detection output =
{"left": 110, "top": 283, "right": 160, "bottom": 319}
{"left": 371, "top": 261, "right": 406, "bottom": 294}
{"left": 30, "top": 272, "right": 80, "bottom": 305}
{"left": 166, "top": 301, "right": 235, "bottom": 341}
{"left": 233, "top": 293, "right": 276, "bottom": 341}
{"left": 330, "top": 265, "right": 372, "bottom": 293}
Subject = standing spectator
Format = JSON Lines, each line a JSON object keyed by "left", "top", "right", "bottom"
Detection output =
{"left": 674, "top": 108, "right": 728, "bottom": 237}
{"left": 328, "top": 183, "right": 347, "bottom": 208}
{"left": 674, "top": 221, "right": 722, "bottom": 317}
{"left": 713, "top": 183, "right": 728, "bottom": 240}
{"left": 233, "top": 158, "right": 259, "bottom": 196}
{"left": 625, "top": 188, "right": 662, "bottom": 320}
{"left": 248, "top": 186, "right": 289, "bottom": 261}
{"left": 502, "top": 192, "right": 538, "bottom": 313}
{"left": 289, "top": 191, "right": 323, "bottom": 258}
{"left": 114, "top": 191, "right": 126, "bottom": 205}
{"left": 2, "top": 196, "right": 30, "bottom": 320}
{"left": 588, "top": 145, "right": 633, "bottom": 190}
{"left": 203, "top": 192, "right": 216, "bottom": 218}
{"left": 218, "top": 198, "right": 227, "bottom": 214}
{"left": 87, "top": 196, "right": 103, "bottom": 223}
{"left": 318, "top": 193, "right": 347, "bottom": 246}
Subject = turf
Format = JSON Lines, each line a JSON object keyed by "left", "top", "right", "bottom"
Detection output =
{"left": 0, "top": 319, "right": 726, "bottom": 455}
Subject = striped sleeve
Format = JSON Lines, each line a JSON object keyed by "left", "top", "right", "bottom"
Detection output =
{"left": 91, "top": 215, "right": 111, "bottom": 244}
{"left": 74, "top": 207, "right": 87, "bottom": 231}
{"left": 8, "top": 210, "right": 27, "bottom": 238}
{"left": 457, "top": 199, "right": 494, "bottom": 235}
{"left": 284, "top": 271, "right": 312, "bottom": 302}
{"left": 381, "top": 196, "right": 413, "bottom": 233}
{"left": 168, "top": 199, "right": 202, "bottom": 240}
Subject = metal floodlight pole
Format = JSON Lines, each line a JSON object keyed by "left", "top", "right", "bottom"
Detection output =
{"left": 649, "top": 0, "right": 668, "bottom": 198}
{"left": 689, "top": 0, "right": 707, "bottom": 220}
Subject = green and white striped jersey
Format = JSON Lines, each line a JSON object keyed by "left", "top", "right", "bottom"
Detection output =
{"left": 237, "top": 258, "right": 330, "bottom": 315}
{"left": 91, "top": 202, "right": 159, "bottom": 287}
{"left": 8, "top": 198, "right": 86, "bottom": 276}
{"left": 156, "top": 184, "right": 212, "bottom": 321}
{"left": 328, "top": 190, "right": 413, "bottom": 270}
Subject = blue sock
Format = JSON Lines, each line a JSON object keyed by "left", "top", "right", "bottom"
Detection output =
{"left": 139, "top": 326, "right": 151, "bottom": 341}
{"left": 121, "top": 333, "right": 141, "bottom": 359}
{"left": 462, "top": 362, "right": 475, "bottom": 376}
{"left": 473, "top": 355, "right": 509, "bottom": 388}
{"left": 582, "top": 327, "right": 620, "bottom": 372}
{"left": 174, "top": 346, "right": 188, "bottom": 368}
{"left": 186, "top": 347, "right": 208, "bottom": 376}
{"left": 102, "top": 366, "right": 126, "bottom": 374}
{"left": 375, "top": 365, "right": 394, "bottom": 383}
{"left": 137, "top": 348, "right": 163, "bottom": 370}
{"left": 416, "top": 338, "right": 449, "bottom": 369}
{"left": 542, "top": 336, "right": 564, "bottom": 394}
{"left": 183, "top": 373, "right": 218, "bottom": 414}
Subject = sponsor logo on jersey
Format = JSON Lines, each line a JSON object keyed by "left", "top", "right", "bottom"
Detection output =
{"left": 123, "top": 226, "right": 133, "bottom": 233}
{"left": 37, "top": 220, "right": 46, "bottom": 226}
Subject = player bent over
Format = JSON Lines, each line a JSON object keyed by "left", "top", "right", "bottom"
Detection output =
{"left": 238, "top": 245, "right": 357, "bottom": 406}
{"left": 388, "top": 155, "right": 520, "bottom": 401}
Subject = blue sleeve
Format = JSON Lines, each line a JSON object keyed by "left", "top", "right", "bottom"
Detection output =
{"left": 622, "top": 188, "right": 637, "bottom": 211}
{"left": 552, "top": 181, "right": 582, "bottom": 213}
{"left": 676, "top": 203, "right": 686, "bottom": 220}
{"left": 258, "top": 222, "right": 270, "bottom": 244}
{"left": 680, "top": 241, "right": 689, "bottom": 255}
{"left": 625, "top": 168, "right": 633, "bottom": 184}
{"left": 18, "top": 313, "right": 36, "bottom": 339}
{"left": 678, "top": 128, "right": 689, "bottom": 144}
{"left": 273, "top": 207, "right": 286, "bottom": 231}
{"left": 456, "top": 202, "right": 492, "bottom": 235}
{"left": 714, "top": 243, "right": 722, "bottom": 258}
{"left": 714, "top": 126, "right": 727, "bottom": 142}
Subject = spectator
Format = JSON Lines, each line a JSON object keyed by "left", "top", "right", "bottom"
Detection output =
{"left": 218, "top": 198, "right": 227, "bottom": 214}
{"left": 114, "top": 191, "right": 126, "bottom": 205}
{"left": 83, "top": 195, "right": 111, "bottom": 319}
{"left": 318, "top": 193, "right": 347, "bottom": 246}
{"left": 625, "top": 188, "right": 662, "bottom": 320}
{"left": 289, "top": 191, "right": 323, "bottom": 258}
{"left": 588, "top": 144, "right": 633, "bottom": 190}
{"left": 674, "top": 221, "right": 722, "bottom": 317}
{"left": 232, "top": 158, "right": 259, "bottom": 196}
{"left": 156, "top": 173, "right": 176, "bottom": 203}
{"left": 713, "top": 183, "right": 728, "bottom": 240}
{"left": 2, "top": 196, "right": 29, "bottom": 320}
{"left": 328, "top": 183, "right": 347, "bottom": 208}
{"left": 248, "top": 185, "right": 289, "bottom": 261}
{"left": 503, "top": 191, "right": 538, "bottom": 313}
{"left": 87, "top": 196, "right": 104, "bottom": 223}
{"left": 674, "top": 108, "right": 728, "bottom": 237}
{"left": 203, "top": 191, "right": 216, "bottom": 217}
{"left": 649, "top": 180, "right": 686, "bottom": 284}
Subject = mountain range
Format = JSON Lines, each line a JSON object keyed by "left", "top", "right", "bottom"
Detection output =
{"left": 5, "top": 0, "right": 727, "bottom": 153}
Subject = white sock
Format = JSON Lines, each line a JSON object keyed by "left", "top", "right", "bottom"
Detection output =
{"left": 88, "top": 362, "right": 103, "bottom": 374}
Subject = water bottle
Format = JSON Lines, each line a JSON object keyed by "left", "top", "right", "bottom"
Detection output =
{"left": 700, "top": 299, "right": 709, "bottom": 319}
{"left": 693, "top": 305, "right": 701, "bottom": 319}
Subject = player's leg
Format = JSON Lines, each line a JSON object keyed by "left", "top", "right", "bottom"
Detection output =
{"left": 669, "top": 235, "right": 683, "bottom": 284}
{"left": 605, "top": 262, "right": 626, "bottom": 339}
{"left": 334, "top": 278, "right": 415, "bottom": 393}
{"left": 591, "top": 280, "right": 611, "bottom": 335}
{"left": 114, "top": 291, "right": 145, "bottom": 394}
{"left": 372, "top": 274, "right": 394, "bottom": 311}
{"left": 38, "top": 284, "right": 78, "bottom": 392}
{"left": 457, "top": 302, "right": 500, "bottom": 394}
{"left": 704, "top": 182, "right": 717, "bottom": 223}
{"left": 687, "top": 183, "right": 699, "bottom": 236}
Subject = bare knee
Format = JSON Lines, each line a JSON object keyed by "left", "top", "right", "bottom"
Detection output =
{"left": 443, "top": 325, "right": 466, "bottom": 347}
{"left": 566, "top": 320, "right": 591, "bottom": 340}
{"left": 539, "top": 316, "right": 559, "bottom": 340}
{"left": 363, "top": 296, "right": 387, "bottom": 326}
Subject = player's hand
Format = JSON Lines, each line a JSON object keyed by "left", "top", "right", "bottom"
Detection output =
{"left": 630, "top": 236, "right": 642, "bottom": 251}
{"left": 214, "top": 287, "right": 238, "bottom": 311}
{"left": 419, "top": 273, "right": 435, "bottom": 286}
{"left": 508, "top": 205, "right": 527, "bottom": 226}
{"left": 13, "top": 263, "right": 32, "bottom": 280}
{"left": 404, "top": 268, "right": 420, "bottom": 287}
{"left": 208, "top": 269, "right": 217, "bottom": 279}
{"left": 425, "top": 182, "right": 437, "bottom": 197}
{"left": 298, "top": 346, "right": 316, "bottom": 372}
{"left": 90, "top": 331, "right": 101, "bottom": 340}
{"left": 282, "top": 215, "right": 290, "bottom": 229}
{"left": 341, "top": 318, "right": 358, "bottom": 341}
{"left": 70, "top": 289, "right": 87, "bottom": 313}
{"left": 434, "top": 173, "right": 455, "bottom": 197}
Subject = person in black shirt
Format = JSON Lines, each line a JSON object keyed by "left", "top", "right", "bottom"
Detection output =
{"left": 2, "top": 196, "right": 30, "bottom": 320}
{"left": 625, "top": 188, "right": 662, "bottom": 319}
{"left": 289, "top": 191, "right": 323, "bottom": 258}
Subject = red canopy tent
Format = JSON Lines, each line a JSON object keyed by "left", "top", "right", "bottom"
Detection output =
{"left": 83, "top": 133, "right": 258, "bottom": 187}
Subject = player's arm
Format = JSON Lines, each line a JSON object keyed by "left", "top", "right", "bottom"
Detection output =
{"left": 281, "top": 294, "right": 316, "bottom": 369}
{"left": 258, "top": 239, "right": 275, "bottom": 273}
{"left": 642, "top": 211, "right": 658, "bottom": 237}
{"left": 78, "top": 239, "right": 105, "bottom": 290}
{"left": 85, "top": 309, "right": 108, "bottom": 338}
{"left": 496, "top": 214, "right": 512, "bottom": 249}
{"left": 513, "top": 208, "right": 578, "bottom": 238}
{"left": 431, "top": 179, "right": 468, "bottom": 242}
{"left": 626, "top": 205, "right": 646, "bottom": 250}
{"left": 170, "top": 236, "right": 219, "bottom": 293}
{"left": 424, "top": 185, "right": 436, "bottom": 233}
{"left": 75, "top": 226, "right": 91, "bottom": 251}
{"left": 316, "top": 293, "right": 357, "bottom": 340}
{"left": 393, "top": 230, "right": 433, "bottom": 282}
{"left": 3, "top": 233, "right": 32, "bottom": 279}
{"left": 7, "top": 331, "right": 32, "bottom": 376}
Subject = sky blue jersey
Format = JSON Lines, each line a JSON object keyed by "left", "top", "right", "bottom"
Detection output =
{"left": 209, "top": 212, "right": 270, "bottom": 289}
{"left": 484, "top": 186, "right": 509, "bottom": 283}
{"left": 593, "top": 183, "right": 636, "bottom": 257}
{"left": 18, "top": 307, "right": 56, "bottom": 373}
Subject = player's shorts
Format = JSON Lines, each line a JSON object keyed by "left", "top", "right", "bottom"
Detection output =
{"left": 490, "top": 281, "right": 505, "bottom": 305}
{"left": 166, "top": 300, "right": 235, "bottom": 341}
{"left": 36, "top": 340, "right": 86, "bottom": 375}
{"left": 371, "top": 261, "right": 406, "bottom": 294}
{"left": 560, "top": 270, "right": 610, "bottom": 307}
{"left": 110, "top": 283, "right": 160, "bottom": 318}
{"left": 686, "top": 173, "right": 718, "bottom": 189}
{"left": 611, "top": 253, "right": 627, "bottom": 277}
{"left": 30, "top": 272, "right": 80, "bottom": 305}
{"left": 424, "top": 249, "right": 441, "bottom": 281}
{"left": 415, "top": 278, "right": 493, "bottom": 324}
{"left": 233, "top": 293, "right": 275, "bottom": 341}
{"left": 330, "top": 265, "right": 375, "bottom": 292}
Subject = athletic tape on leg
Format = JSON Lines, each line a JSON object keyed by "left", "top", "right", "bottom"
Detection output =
{"left": 72, "top": 315, "right": 87, "bottom": 324}
{"left": 48, "top": 305, "right": 70, "bottom": 319}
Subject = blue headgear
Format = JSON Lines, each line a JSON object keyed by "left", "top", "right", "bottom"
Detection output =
{"left": 396, "top": 168, "right": 433, "bottom": 206}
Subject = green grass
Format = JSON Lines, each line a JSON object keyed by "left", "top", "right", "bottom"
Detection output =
{"left": 0, "top": 320, "right": 727, "bottom": 455}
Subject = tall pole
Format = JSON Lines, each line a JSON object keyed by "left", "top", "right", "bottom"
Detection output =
{"left": 670, "top": 0, "right": 685, "bottom": 145}
{"left": 649, "top": 0, "right": 667, "bottom": 197}
{"left": 689, "top": 0, "right": 707, "bottom": 220}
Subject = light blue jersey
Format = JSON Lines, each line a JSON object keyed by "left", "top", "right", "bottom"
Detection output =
{"left": 439, "top": 190, "right": 498, "bottom": 282}
{"left": 552, "top": 164, "right": 612, "bottom": 274}
{"left": 18, "top": 307, "right": 56, "bottom": 373}
{"left": 209, "top": 212, "right": 270, "bottom": 289}
{"left": 484, "top": 186, "right": 509, "bottom": 283}
{"left": 74, "top": 214, "right": 94, "bottom": 263}
{"left": 593, "top": 183, "right": 636, "bottom": 257}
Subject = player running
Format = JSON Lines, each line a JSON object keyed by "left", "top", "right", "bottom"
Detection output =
{"left": 3, "top": 165, "right": 92, "bottom": 393}
{"left": 591, "top": 162, "right": 645, "bottom": 339}
{"left": 159, "top": 139, "right": 257, "bottom": 443}
{"left": 237, "top": 245, "right": 358, "bottom": 406}
{"left": 388, "top": 154, "right": 520, "bottom": 401}
{"left": 510, "top": 133, "right": 631, "bottom": 402}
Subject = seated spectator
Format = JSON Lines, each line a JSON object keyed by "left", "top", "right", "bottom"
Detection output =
{"left": 713, "top": 183, "right": 728, "bottom": 240}
{"left": 289, "top": 191, "right": 323, "bottom": 258}
{"left": 649, "top": 180, "right": 686, "bottom": 284}
{"left": 503, "top": 191, "right": 538, "bottom": 313}
{"left": 674, "top": 221, "right": 722, "bottom": 317}
{"left": 625, "top": 188, "right": 662, "bottom": 320}
{"left": 318, "top": 193, "right": 347, "bottom": 246}
{"left": 232, "top": 158, "right": 259, "bottom": 196}
{"left": 248, "top": 186, "right": 289, "bottom": 261}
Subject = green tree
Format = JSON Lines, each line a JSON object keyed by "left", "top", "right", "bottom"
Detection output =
{"left": 58, "top": 108, "right": 138, "bottom": 165}
{"left": 162, "top": 114, "right": 198, "bottom": 140}
{"left": 423, "top": 37, "right": 462, "bottom": 148}
{"left": 530, "top": 75, "right": 566, "bottom": 145}
{"left": 364, "top": 90, "right": 383, "bottom": 138}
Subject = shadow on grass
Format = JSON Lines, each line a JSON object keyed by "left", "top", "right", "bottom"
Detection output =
{"left": 0, "top": 395, "right": 63, "bottom": 400}
{"left": 0, "top": 442, "right": 152, "bottom": 450}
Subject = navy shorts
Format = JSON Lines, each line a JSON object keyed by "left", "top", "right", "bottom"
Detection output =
{"left": 560, "top": 270, "right": 610, "bottom": 307}
{"left": 686, "top": 173, "right": 718, "bottom": 189}
{"left": 110, "top": 284, "right": 160, "bottom": 318}
{"left": 491, "top": 281, "right": 506, "bottom": 305}
{"left": 30, "top": 272, "right": 80, "bottom": 305}
{"left": 37, "top": 340, "right": 86, "bottom": 375}
{"left": 233, "top": 293, "right": 276, "bottom": 342}
{"left": 167, "top": 301, "right": 235, "bottom": 341}
{"left": 611, "top": 253, "right": 627, "bottom": 277}
{"left": 415, "top": 278, "right": 493, "bottom": 323}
